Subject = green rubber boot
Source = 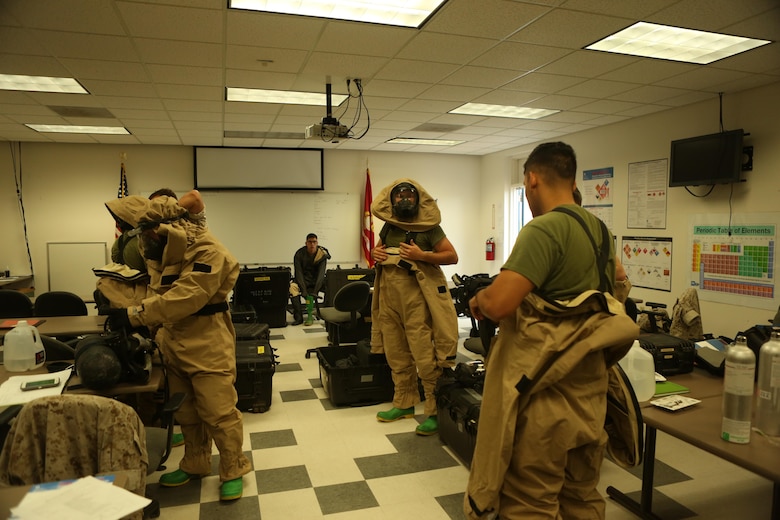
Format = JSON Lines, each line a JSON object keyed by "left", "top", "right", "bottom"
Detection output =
{"left": 159, "top": 469, "right": 201, "bottom": 487}
{"left": 171, "top": 432, "right": 184, "bottom": 447}
{"left": 415, "top": 416, "right": 439, "bottom": 436}
{"left": 220, "top": 477, "right": 243, "bottom": 501}
{"left": 376, "top": 406, "right": 415, "bottom": 422}
{"left": 304, "top": 295, "right": 314, "bottom": 326}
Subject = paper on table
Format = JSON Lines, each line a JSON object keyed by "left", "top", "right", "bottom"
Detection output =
{"left": 11, "top": 475, "right": 151, "bottom": 520}
{"left": 0, "top": 368, "right": 72, "bottom": 406}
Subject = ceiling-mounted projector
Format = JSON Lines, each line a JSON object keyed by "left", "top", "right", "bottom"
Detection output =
{"left": 305, "top": 81, "right": 351, "bottom": 143}
{"left": 305, "top": 121, "right": 349, "bottom": 141}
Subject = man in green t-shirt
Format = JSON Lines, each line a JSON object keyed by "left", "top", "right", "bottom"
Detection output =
{"left": 465, "top": 142, "right": 637, "bottom": 519}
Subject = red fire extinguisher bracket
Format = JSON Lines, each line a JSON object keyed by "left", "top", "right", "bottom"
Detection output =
{"left": 486, "top": 237, "right": 495, "bottom": 261}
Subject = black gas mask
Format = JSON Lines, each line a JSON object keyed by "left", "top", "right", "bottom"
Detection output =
{"left": 140, "top": 231, "right": 167, "bottom": 261}
{"left": 391, "top": 182, "right": 419, "bottom": 219}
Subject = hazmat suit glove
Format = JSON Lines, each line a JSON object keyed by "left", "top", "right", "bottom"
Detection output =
{"left": 106, "top": 307, "right": 131, "bottom": 332}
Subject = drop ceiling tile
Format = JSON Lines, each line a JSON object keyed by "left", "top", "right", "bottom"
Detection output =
{"left": 148, "top": 64, "right": 223, "bottom": 86}
{"left": 558, "top": 78, "right": 637, "bottom": 98}
{"left": 538, "top": 49, "right": 638, "bottom": 77}
{"left": 503, "top": 72, "right": 586, "bottom": 93}
{"left": 79, "top": 79, "right": 159, "bottom": 98}
{"left": 471, "top": 89, "right": 542, "bottom": 106}
{"left": 58, "top": 58, "right": 149, "bottom": 82}
{"left": 397, "top": 33, "right": 497, "bottom": 65}
{"left": 609, "top": 84, "right": 692, "bottom": 104}
{"left": 226, "top": 10, "right": 325, "bottom": 49}
{"left": 156, "top": 84, "right": 223, "bottom": 101}
{"left": 440, "top": 66, "right": 523, "bottom": 89}
{"left": 655, "top": 67, "right": 750, "bottom": 91}
{"left": 2, "top": 0, "right": 125, "bottom": 34}
{"left": 598, "top": 59, "right": 697, "bottom": 84}
{"left": 418, "top": 84, "right": 491, "bottom": 102}
{"left": 162, "top": 99, "right": 223, "bottom": 112}
{"left": 508, "top": 8, "right": 632, "bottom": 49}
{"left": 573, "top": 98, "right": 642, "bottom": 114}
{"left": 374, "top": 59, "right": 459, "bottom": 84}
{"left": 474, "top": 42, "right": 572, "bottom": 72}
{"left": 424, "top": 0, "right": 552, "bottom": 40}
{"left": 133, "top": 38, "right": 223, "bottom": 67}
{"left": 117, "top": 1, "right": 223, "bottom": 42}
{"left": 226, "top": 45, "right": 310, "bottom": 73}
{"left": 559, "top": 0, "right": 679, "bottom": 19}
{"left": 315, "top": 20, "right": 415, "bottom": 57}
{"left": 301, "top": 52, "right": 390, "bottom": 80}
{"left": 31, "top": 30, "right": 140, "bottom": 61}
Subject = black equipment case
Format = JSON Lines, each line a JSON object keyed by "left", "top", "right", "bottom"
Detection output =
{"left": 323, "top": 267, "right": 376, "bottom": 306}
{"left": 638, "top": 332, "right": 695, "bottom": 376}
{"left": 436, "top": 361, "right": 485, "bottom": 467}
{"left": 234, "top": 322, "right": 270, "bottom": 342}
{"left": 235, "top": 338, "right": 277, "bottom": 413}
{"left": 316, "top": 345, "right": 393, "bottom": 406}
{"left": 230, "top": 303, "right": 258, "bottom": 324}
{"left": 232, "top": 267, "right": 291, "bottom": 328}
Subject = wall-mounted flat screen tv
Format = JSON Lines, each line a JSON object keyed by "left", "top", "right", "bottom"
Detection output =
{"left": 668, "top": 129, "right": 744, "bottom": 187}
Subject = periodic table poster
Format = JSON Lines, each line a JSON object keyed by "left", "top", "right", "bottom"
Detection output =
{"left": 689, "top": 213, "right": 778, "bottom": 310}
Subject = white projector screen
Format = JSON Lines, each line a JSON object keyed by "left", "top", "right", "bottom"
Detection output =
{"left": 194, "top": 147, "right": 323, "bottom": 190}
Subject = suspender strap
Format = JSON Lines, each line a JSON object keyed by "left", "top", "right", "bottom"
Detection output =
{"left": 552, "top": 206, "right": 612, "bottom": 293}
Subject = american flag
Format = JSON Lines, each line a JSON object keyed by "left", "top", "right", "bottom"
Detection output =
{"left": 115, "top": 162, "right": 128, "bottom": 238}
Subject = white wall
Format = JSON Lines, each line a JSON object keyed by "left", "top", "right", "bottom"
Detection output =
{"left": 0, "top": 144, "right": 481, "bottom": 295}
{"left": 480, "top": 81, "right": 780, "bottom": 338}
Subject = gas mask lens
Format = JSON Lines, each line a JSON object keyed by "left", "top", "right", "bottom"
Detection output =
{"left": 391, "top": 183, "right": 418, "bottom": 219}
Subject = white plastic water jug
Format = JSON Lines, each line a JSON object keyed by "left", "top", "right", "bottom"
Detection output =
{"left": 3, "top": 320, "right": 45, "bottom": 372}
{"left": 618, "top": 339, "right": 656, "bottom": 402}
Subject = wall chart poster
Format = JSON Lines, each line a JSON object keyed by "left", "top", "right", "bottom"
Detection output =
{"left": 581, "top": 167, "right": 614, "bottom": 230}
{"left": 621, "top": 236, "right": 672, "bottom": 292}
{"left": 689, "top": 213, "right": 777, "bottom": 310}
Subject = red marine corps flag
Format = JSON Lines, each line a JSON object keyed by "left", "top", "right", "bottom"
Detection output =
{"left": 362, "top": 168, "right": 375, "bottom": 267}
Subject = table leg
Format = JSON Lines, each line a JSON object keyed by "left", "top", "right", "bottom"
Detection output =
{"left": 607, "top": 425, "right": 663, "bottom": 520}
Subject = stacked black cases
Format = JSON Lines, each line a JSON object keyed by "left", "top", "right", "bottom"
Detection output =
{"left": 235, "top": 339, "right": 277, "bottom": 413}
{"left": 323, "top": 267, "right": 375, "bottom": 344}
{"left": 233, "top": 267, "right": 292, "bottom": 328}
{"left": 638, "top": 332, "right": 696, "bottom": 376}
{"left": 436, "top": 364, "right": 484, "bottom": 467}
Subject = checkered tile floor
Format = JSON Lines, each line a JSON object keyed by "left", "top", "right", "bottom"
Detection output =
{"left": 149, "top": 316, "right": 775, "bottom": 519}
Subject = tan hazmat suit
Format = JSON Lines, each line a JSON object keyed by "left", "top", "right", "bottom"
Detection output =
{"left": 465, "top": 291, "right": 638, "bottom": 519}
{"left": 370, "top": 179, "right": 459, "bottom": 416}
{"left": 113, "top": 195, "right": 251, "bottom": 482}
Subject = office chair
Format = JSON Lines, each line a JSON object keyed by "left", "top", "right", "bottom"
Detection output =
{"left": 0, "top": 394, "right": 149, "bottom": 517}
{"left": 0, "top": 391, "right": 185, "bottom": 519}
{"left": 33, "top": 290, "right": 88, "bottom": 317}
{"left": 0, "top": 289, "right": 33, "bottom": 318}
{"left": 305, "top": 281, "right": 370, "bottom": 358}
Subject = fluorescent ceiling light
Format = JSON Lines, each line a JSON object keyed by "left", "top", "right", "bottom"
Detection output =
{"left": 386, "top": 137, "right": 464, "bottom": 146}
{"left": 25, "top": 124, "right": 129, "bottom": 135}
{"left": 227, "top": 87, "right": 348, "bottom": 106}
{"left": 0, "top": 74, "right": 88, "bottom": 94}
{"left": 228, "top": 0, "right": 447, "bottom": 28}
{"left": 586, "top": 22, "right": 772, "bottom": 64}
{"left": 450, "top": 103, "right": 559, "bottom": 119}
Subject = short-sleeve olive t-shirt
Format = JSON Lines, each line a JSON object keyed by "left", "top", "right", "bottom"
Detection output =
{"left": 381, "top": 224, "right": 446, "bottom": 251}
{"left": 503, "top": 205, "right": 615, "bottom": 301}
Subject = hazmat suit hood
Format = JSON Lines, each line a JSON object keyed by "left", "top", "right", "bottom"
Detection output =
{"left": 135, "top": 195, "right": 189, "bottom": 264}
{"left": 105, "top": 195, "right": 149, "bottom": 229}
{"left": 371, "top": 178, "right": 441, "bottom": 232}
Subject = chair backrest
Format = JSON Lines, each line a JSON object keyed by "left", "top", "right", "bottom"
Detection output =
{"left": 0, "top": 394, "right": 148, "bottom": 497}
{"left": 333, "top": 281, "right": 371, "bottom": 318}
{"left": 34, "top": 291, "right": 88, "bottom": 317}
{"left": 0, "top": 290, "right": 33, "bottom": 318}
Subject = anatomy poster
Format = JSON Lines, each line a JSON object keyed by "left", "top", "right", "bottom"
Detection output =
{"left": 621, "top": 236, "right": 673, "bottom": 291}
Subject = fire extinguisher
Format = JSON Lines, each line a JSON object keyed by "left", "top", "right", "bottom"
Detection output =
{"left": 486, "top": 237, "right": 495, "bottom": 261}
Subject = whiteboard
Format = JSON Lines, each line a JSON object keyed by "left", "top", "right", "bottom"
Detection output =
{"left": 47, "top": 242, "right": 108, "bottom": 301}
{"left": 200, "top": 191, "right": 361, "bottom": 266}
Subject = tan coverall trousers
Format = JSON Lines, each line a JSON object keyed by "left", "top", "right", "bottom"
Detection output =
{"left": 499, "top": 351, "right": 608, "bottom": 519}
{"left": 377, "top": 265, "right": 442, "bottom": 417}
{"left": 159, "top": 313, "right": 251, "bottom": 481}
